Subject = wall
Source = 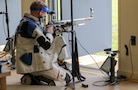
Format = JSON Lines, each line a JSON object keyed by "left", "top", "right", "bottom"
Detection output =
{"left": 21, "top": 0, "right": 34, "bottom": 17}
{"left": 118, "top": 0, "right": 138, "bottom": 80}
{"left": 61, "top": 0, "right": 112, "bottom": 57}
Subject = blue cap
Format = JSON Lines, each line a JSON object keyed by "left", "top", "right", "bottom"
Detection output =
{"left": 30, "top": 7, "right": 52, "bottom": 13}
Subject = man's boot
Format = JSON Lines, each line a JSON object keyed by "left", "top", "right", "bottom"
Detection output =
{"left": 36, "top": 76, "right": 56, "bottom": 86}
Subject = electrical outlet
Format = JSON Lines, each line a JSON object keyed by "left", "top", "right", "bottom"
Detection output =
{"left": 131, "top": 36, "right": 136, "bottom": 45}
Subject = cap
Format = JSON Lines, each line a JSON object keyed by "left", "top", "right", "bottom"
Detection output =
{"left": 30, "top": 0, "right": 52, "bottom": 13}
{"left": 30, "top": 7, "right": 52, "bottom": 13}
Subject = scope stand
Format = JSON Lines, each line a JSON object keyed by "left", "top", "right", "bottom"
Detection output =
{"left": 71, "top": 31, "right": 86, "bottom": 88}
{"left": 104, "top": 49, "right": 118, "bottom": 85}
{"left": 109, "top": 53, "right": 118, "bottom": 85}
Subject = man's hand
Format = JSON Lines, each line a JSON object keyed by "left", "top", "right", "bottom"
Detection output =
{"left": 46, "top": 26, "right": 54, "bottom": 34}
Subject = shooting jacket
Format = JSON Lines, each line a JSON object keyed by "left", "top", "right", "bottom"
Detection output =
{"left": 15, "top": 13, "right": 55, "bottom": 74}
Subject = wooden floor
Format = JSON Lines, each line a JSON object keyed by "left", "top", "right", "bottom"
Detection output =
{"left": 0, "top": 45, "right": 138, "bottom": 90}
{"left": 5, "top": 66, "right": 138, "bottom": 90}
{"left": 3, "top": 61, "right": 138, "bottom": 90}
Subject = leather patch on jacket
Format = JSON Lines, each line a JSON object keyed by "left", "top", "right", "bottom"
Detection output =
{"left": 20, "top": 53, "right": 32, "bottom": 65}
{"left": 34, "top": 45, "right": 39, "bottom": 53}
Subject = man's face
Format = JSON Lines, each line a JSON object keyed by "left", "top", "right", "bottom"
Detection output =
{"left": 38, "top": 10, "right": 47, "bottom": 18}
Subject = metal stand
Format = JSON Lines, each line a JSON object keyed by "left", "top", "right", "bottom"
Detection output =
{"left": 110, "top": 52, "right": 117, "bottom": 84}
{"left": 71, "top": 31, "right": 86, "bottom": 87}
{"left": 5, "top": 0, "right": 10, "bottom": 38}
{"left": 70, "top": 0, "right": 85, "bottom": 89}
{"left": 104, "top": 49, "right": 118, "bottom": 85}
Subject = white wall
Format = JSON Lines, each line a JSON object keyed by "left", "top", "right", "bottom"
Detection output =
{"left": 61, "top": 0, "right": 112, "bottom": 57}
{"left": 118, "top": 0, "right": 138, "bottom": 80}
{"left": 0, "top": 0, "right": 21, "bottom": 45}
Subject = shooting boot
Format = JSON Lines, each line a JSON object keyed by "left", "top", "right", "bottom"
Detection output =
{"left": 36, "top": 76, "right": 56, "bottom": 86}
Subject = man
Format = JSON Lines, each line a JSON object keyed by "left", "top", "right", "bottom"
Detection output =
{"left": 15, "top": 0, "right": 72, "bottom": 86}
